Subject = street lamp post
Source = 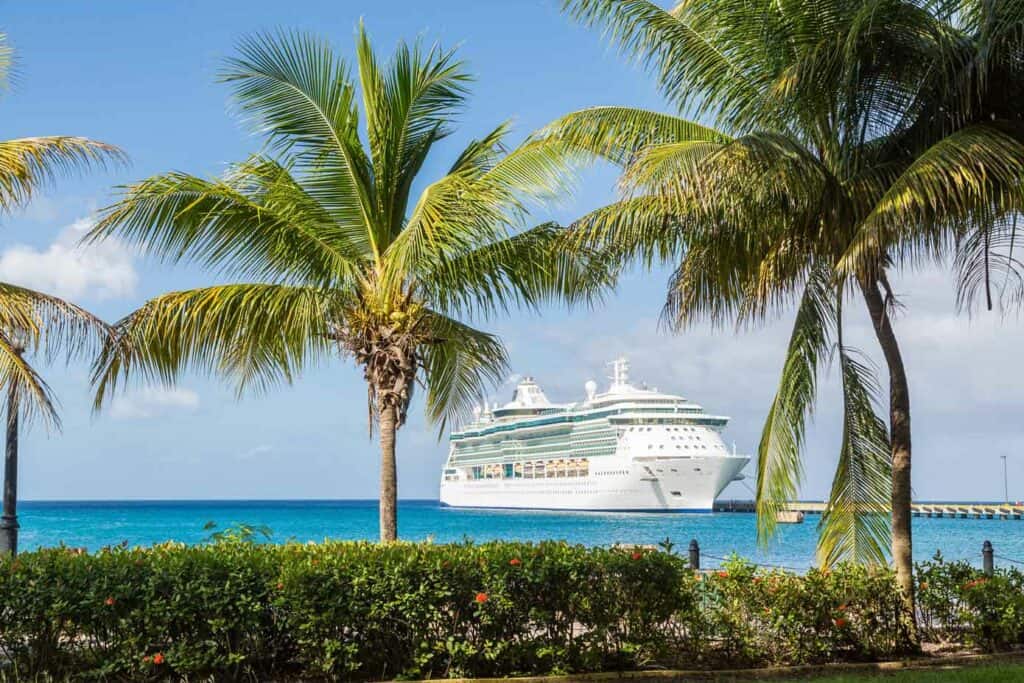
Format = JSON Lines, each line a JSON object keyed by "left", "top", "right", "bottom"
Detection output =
{"left": 1001, "top": 455, "right": 1009, "bottom": 506}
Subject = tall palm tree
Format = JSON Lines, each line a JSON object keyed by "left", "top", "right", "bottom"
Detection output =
{"left": 87, "top": 27, "right": 610, "bottom": 542}
{"left": 0, "top": 34, "right": 121, "bottom": 555}
{"left": 537, "top": 0, "right": 1024, "bottom": 623}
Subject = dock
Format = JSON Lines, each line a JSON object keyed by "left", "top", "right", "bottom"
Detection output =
{"left": 714, "top": 500, "right": 1024, "bottom": 520}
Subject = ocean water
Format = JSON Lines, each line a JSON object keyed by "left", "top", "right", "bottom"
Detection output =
{"left": 16, "top": 499, "right": 1024, "bottom": 570}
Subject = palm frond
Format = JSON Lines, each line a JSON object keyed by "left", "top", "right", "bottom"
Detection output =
{"left": 0, "top": 33, "right": 12, "bottom": 89}
{"left": 569, "top": 195, "right": 685, "bottom": 267}
{"left": 0, "top": 137, "right": 124, "bottom": 211}
{"left": 356, "top": 21, "right": 470, "bottom": 247}
{"left": 220, "top": 30, "right": 378, "bottom": 253}
{"left": 422, "top": 222, "right": 618, "bottom": 321}
{"left": 818, "top": 339, "right": 892, "bottom": 567}
{"left": 755, "top": 264, "right": 837, "bottom": 545}
{"left": 562, "top": 0, "right": 766, "bottom": 127}
{"left": 533, "top": 106, "right": 728, "bottom": 166}
{"left": 0, "top": 331, "right": 59, "bottom": 431}
{"left": 419, "top": 311, "right": 507, "bottom": 434}
{"left": 90, "top": 158, "right": 369, "bottom": 285}
{"left": 92, "top": 284, "right": 337, "bottom": 409}
{"left": 954, "top": 213, "right": 1024, "bottom": 314}
{"left": 0, "top": 282, "right": 110, "bottom": 363}
{"left": 385, "top": 135, "right": 583, "bottom": 286}
{"left": 841, "top": 123, "right": 1024, "bottom": 276}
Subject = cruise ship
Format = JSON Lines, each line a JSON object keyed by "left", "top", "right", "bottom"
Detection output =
{"left": 439, "top": 358, "right": 749, "bottom": 512}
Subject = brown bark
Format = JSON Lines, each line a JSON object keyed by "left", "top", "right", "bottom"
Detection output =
{"left": 859, "top": 275, "right": 915, "bottom": 634}
{"left": 378, "top": 400, "right": 398, "bottom": 543}
{"left": 0, "top": 379, "right": 19, "bottom": 556}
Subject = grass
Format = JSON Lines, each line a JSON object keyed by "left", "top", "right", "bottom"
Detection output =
{"left": 787, "top": 662, "right": 1024, "bottom": 681}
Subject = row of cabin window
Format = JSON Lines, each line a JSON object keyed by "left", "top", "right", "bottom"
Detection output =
{"left": 469, "top": 459, "right": 590, "bottom": 480}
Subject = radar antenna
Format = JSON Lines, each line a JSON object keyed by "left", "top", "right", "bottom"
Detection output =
{"left": 608, "top": 357, "right": 630, "bottom": 388}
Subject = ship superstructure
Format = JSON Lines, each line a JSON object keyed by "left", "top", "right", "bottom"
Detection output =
{"left": 439, "top": 358, "right": 749, "bottom": 512}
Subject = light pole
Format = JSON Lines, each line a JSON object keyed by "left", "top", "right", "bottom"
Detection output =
{"left": 1002, "top": 455, "right": 1009, "bottom": 505}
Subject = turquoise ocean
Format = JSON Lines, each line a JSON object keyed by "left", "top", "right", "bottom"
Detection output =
{"left": 17, "top": 499, "right": 1024, "bottom": 570}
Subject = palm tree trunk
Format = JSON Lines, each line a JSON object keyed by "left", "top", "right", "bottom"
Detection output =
{"left": 859, "top": 276, "right": 915, "bottom": 633}
{"left": 378, "top": 400, "right": 398, "bottom": 542}
{"left": 0, "top": 380, "right": 19, "bottom": 556}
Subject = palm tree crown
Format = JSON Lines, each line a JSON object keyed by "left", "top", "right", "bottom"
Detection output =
{"left": 88, "top": 26, "right": 610, "bottom": 541}
{"left": 537, "top": 0, "right": 1024, "bottom": 620}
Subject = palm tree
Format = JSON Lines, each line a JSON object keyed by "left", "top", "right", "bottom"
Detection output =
{"left": 0, "top": 34, "right": 121, "bottom": 555}
{"left": 537, "top": 0, "right": 1024, "bottom": 623}
{"left": 87, "top": 27, "right": 610, "bottom": 542}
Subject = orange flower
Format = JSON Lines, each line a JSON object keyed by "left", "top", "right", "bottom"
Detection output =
{"left": 716, "top": 571, "right": 728, "bottom": 578}
{"left": 838, "top": 603, "right": 847, "bottom": 612}
{"left": 276, "top": 582, "right": 284, "bottom": 590}
{"left": 474, "top": 592, "right": 489, "bottom": 603}
{"left": 833, "top": 617, "right": 847, "bottom": 628}
{"left": 752, "top": 577, "right": 762, "bottom": 584}
{"left": 631, "top": 551, "right": 643, "bottom": 560}
{"left": 152, "top": 652, "right": 165, "bottom": 665}
{"left": 509, "top": 558, "right": 522, "bottom": 566}
{"left": 920, "top": 581, "right": 929, "bottom": 590}
{"left": 105, "top": 596, "right": 116, "bottom": 606}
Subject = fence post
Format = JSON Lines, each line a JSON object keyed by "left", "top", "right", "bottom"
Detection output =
{"left": 689, "top": 539, "right": 700, "bottom": 571}
{"left": 982, "top": 540, "right": 994, "bottom": 577}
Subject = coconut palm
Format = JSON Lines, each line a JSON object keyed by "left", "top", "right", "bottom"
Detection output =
{"left": 537, "top": 0, "right": 1024, "bottom": 622}
{"left": 87, "top": 27, "right": 610, "bottom": 542}
{"left": 0, "top": 34, "right": 121, "bottom": 555}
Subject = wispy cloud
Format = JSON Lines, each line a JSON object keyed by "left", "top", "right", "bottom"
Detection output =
{"left": 109, "top": 387, "right": 200, "bottom": 420}
{"left": 0, "top": 217, "right": 137, "bottom": 300}
{"left": 236, "top": 444, "right": 273, "bottom": 461}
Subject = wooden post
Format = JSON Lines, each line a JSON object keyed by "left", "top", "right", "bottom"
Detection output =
{"left": 982, "top": 540, "right": 994, "bottom": 577}
{"left": 688, "top": 539, "right": 700, "bottom": 571}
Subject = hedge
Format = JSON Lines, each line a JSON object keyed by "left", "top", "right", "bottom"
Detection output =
{"left": 0, "top": 538, "right": 1014, "bottom": 680}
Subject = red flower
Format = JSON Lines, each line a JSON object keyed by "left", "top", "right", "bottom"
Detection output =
{"left": 833, "top": 617, "right": 848, "bottom": 628}
{"left": 474, "top": 592, "right": 489, "bottom": 604}
{"left": 716, "top": 571, "right": 728, "bottom": 578}
{"left": 509, "top": 558, "right": 522, "bottom": 566}
{"left": 631, "top": 551, "right": 643, "bottom": 560}
{"left": 963, "top": 578, "right": 988, "bottom": 590}
{"left": 152, "top": 652, "right": 165, "bottom": 665}
{"left": 105, "top": 596, "right": 116, "bottom": 606}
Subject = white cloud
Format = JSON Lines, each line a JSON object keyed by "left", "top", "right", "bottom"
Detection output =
{"left": 0, "top": 218, "right": 137, "bottom": 300}
{"left": 109, "top": 386, "right": 200, "bottom": 420}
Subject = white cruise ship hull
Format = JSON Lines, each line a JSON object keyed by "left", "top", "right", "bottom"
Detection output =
{"left": 439, "top": 358, "right": 751, "bottom": 513}
{"left": 440, "top": 453, "right": 749, "bottom": 512}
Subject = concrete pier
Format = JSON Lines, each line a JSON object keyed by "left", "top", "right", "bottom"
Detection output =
{"left": 714, "top": 500, "right": 1024, "bottom": 520}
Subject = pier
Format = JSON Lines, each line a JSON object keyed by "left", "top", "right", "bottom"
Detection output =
{"left": 714, "top": 500, "right": 1024, "bottom": 520}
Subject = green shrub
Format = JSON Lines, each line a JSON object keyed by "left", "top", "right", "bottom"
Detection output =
{"left": 0, "top": 540, "right": 922, "bottom": 680}
{"left": 916, "top": 555, "right": 1024, "bottom": 650}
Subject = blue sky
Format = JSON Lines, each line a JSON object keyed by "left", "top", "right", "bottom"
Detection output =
{"left": 2, "top": 1, "right": 1022, "bottom": 503}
